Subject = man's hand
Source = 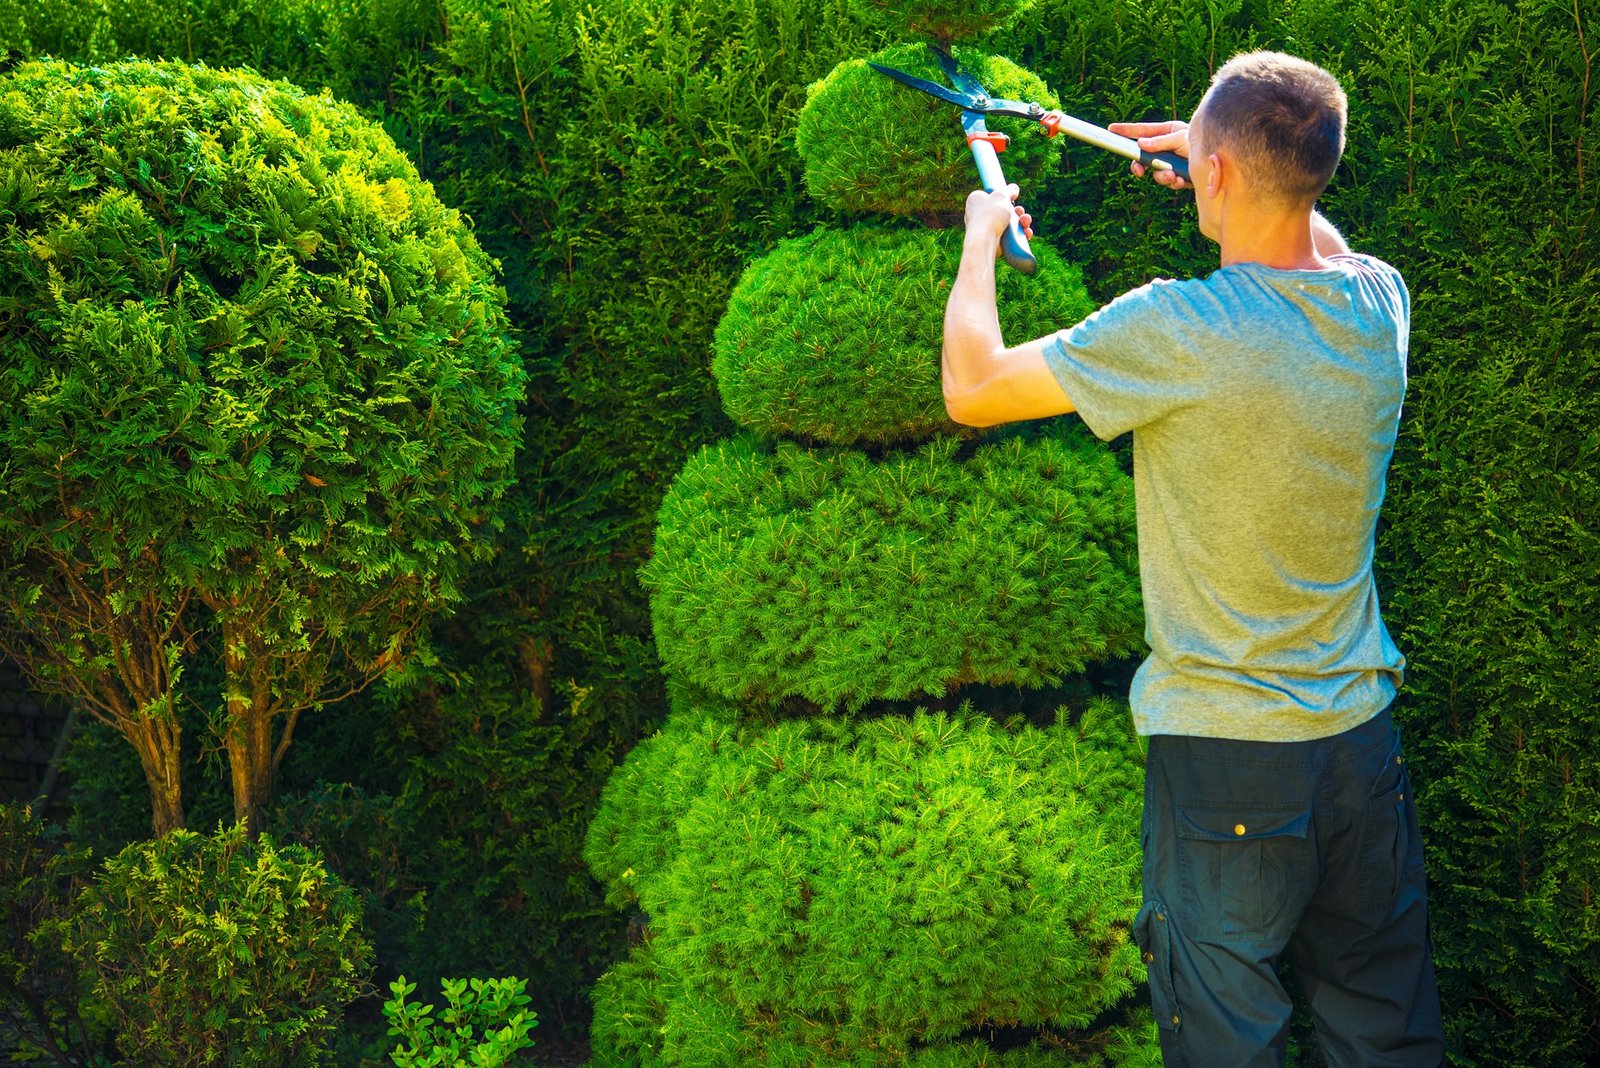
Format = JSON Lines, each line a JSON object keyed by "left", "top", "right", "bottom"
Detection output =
{"left": 964, "top": 184, "right": 1034, "bottom": 249}
{"left": 1108, "top": 120, "right": 1191, "bottom": 190}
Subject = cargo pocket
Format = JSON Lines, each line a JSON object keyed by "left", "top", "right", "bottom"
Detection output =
{"left": 1176, "top": 803, "right": 1312, "bottom": 941}
{"left": 1133, "top": 899, "right": 1181, "bottom": 1034}
{"left": 1357, "top": 734, "right": 1425, "bottom": 916}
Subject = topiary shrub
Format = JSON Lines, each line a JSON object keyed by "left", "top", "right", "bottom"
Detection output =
{"left": 714, "top": 225, "right": 1096, "bottom": 443}
{"left": 797, "top": 43, "right": 1063, "bottom": 218}
{"left": 0, "top": 56, "right": 524, "bottom": 837}
{"left": 589, "top": 11, "right": 1156, "bottom": 1061}
{"left": 63, "top": 821, "right": 372, "bottom": 1066}
{"left": 644, "top": 427, "right": 1142, "bottom": 710}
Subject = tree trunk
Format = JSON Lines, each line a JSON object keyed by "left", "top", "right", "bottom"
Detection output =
{"left": 519, "top": 634, "right": 554, "bottom": 716}
{"left": 222, "top": 622, "right": 274, "bottom": 839}
{"left": 128, "top": 718, "right": 185, "bottom": 836}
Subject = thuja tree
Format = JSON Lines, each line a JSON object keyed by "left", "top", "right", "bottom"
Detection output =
{"left": 584, "top": 2, "right": 1159, "bottom": 1063}
{"left": 0, "top": 57, "right": 524, "bottom": 836}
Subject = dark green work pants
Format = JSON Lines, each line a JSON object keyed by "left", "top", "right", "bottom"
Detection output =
{"left": 1134, "top": 706, "right": 1446, "bottom": 1067}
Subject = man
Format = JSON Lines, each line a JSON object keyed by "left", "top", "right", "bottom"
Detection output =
{"left": 941, "top": 52, "right": 1446, "bottom": 1067}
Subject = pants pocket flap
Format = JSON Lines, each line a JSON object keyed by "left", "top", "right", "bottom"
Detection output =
{"left": 1176, "top": 804, "right": 1310, "bottom": 843}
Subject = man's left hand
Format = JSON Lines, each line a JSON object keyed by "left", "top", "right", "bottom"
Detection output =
{"left": 964, "top": 184, "right": 1033, "bottom": 247}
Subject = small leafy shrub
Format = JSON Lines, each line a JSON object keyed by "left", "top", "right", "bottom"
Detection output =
{"left": 714, "top": 224, "right": 1095, "bottom": 444}
{"left": 63, "top": 822, "right": 373, "bottom": 1067}
{"left": 643, "top": 424, "right": 1142, "bottom": 710}
{"left": 796, "top": 43, "right": 1063, "bottom": 218}
{"left": 383, "top": 975, "right": 537, "bottom": 1067}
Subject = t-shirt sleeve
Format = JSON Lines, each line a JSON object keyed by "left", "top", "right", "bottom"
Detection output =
{"left": 1041, "top": 277, "right": 1212, "bottom": 441}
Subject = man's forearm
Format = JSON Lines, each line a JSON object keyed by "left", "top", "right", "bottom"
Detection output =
{"left": 942, "top": 230, "right": 1005, "bottom": 413}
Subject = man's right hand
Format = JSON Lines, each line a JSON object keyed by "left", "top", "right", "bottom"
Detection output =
{"left": 1108, "top": 120, "right": 1191, "bottom": 190}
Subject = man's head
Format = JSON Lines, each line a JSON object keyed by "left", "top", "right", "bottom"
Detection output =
{"left": 1189, "top": 52, "right": 1347, "bottom": 212}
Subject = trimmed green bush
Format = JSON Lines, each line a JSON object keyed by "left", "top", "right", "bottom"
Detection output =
{"left": 644, "top": 426, "right": 1142, "bottom": 711}
{"left": 584, "top": 700, "right": 1147, "bottom": 1066}
{"left": 63, "top": 822, "right": 372, "bottom": 1066}
{"left": 797, "top": 43, "right": 1063, "bottom": 218}
{"left": 0, "top": 56, "right": 524, "bottom": 835}
{"left": 714, "top": 224, "right": 1096, "bottom": 443}
{"left": 852, "top": 0, "right": 1040, "bottom": 43}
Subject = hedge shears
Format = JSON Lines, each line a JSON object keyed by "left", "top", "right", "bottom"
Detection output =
{"left": 871, "top": 45, "right": 1191, "bottom": 275}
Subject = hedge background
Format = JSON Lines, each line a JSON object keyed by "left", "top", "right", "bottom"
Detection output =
{"left": 1, "top": 0, "right": 1595, "bottom": 1063}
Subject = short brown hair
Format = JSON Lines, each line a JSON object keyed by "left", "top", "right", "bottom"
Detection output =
{"left": 1195, "top": 51, "right": 1347, "bottom": 203}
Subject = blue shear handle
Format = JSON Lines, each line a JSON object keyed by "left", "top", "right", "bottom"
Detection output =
{"left": 967, "top": 138, "right": 1037, "bottom": 276}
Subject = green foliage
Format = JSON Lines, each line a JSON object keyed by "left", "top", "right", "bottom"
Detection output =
{"left": 0, "top": 54, "right": 522, "bottom": 626}
{"left": 798, "top": 43, "right": 1063, "bottom": 218}
{"left": 644, "top": 425, "right": 1142, "bottom": 710}
{"left": 0, "top": 54, "right": 524, "bottom": 830}
{"left": 850, "top": 0, "right": 1040, "bottom": 43}
{"left": 714, "top": 224, "right": 1096, "bottom": 444}
{"left": 0, "top": 801, "right": 112, "bottom": 1065}
{"left": 584, "top": 700, "right": 1149, "bottom": 1066}
{"left": 63, "top": 821, "right": 372, "bottom": 1066}
{"left": 383, "top": 975, "right": 537, "bottom": 1068}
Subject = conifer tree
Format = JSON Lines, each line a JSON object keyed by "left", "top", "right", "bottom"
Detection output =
{"left": 584, "top": 3, "right": 1159, "bottom": 1063}
{"left": 0, "top": 58, "right": 524, "bottom": 837}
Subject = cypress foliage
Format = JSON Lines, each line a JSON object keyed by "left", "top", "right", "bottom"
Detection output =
{"left": 586, "top": 702, "right": 1156, "bottom": 1067}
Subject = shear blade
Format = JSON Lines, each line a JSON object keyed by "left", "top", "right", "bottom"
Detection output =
{"left": 866, "top": 61, "right": 976, "bottom": 110}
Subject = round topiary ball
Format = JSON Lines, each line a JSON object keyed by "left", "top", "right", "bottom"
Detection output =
{"left": 852, "top": 0, "right": 1039, "bottom": 43}
{"left": 0, "top": 58, "right": 523, "bottom": 674}
{"left": 642, "top": 427, "right": 1143, "bottom": 711}
{"left": 714, "top": 223, "right": 1095, "bottom": 444}
{"left": 797, "top": 43, "right": 1062, "bottom": 218}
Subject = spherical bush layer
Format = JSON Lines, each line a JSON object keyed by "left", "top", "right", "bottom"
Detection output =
{"left": 643, "top": 427, "right": 1142, "bottom": 710}
{"left": 714, "top": 224, "right": 1096, "bottom": 444}
{"left": 797, "top": 43, "right": 1062, "bottom": 218}
{"left": 584, "top": 700, "right": 1156, "bottom": 1065}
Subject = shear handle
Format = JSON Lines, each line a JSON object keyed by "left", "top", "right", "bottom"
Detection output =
{"left": 966, "top": 133, "right": 1036, "bottom": 276}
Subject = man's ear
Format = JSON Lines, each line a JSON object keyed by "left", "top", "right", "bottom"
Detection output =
{"left": 1206, "top": 151, "right": 1225, "bottom": 201}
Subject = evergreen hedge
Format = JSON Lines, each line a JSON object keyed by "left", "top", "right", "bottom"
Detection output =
{"left": 3, "top": 0, "right": 1597, "bottom": 1061}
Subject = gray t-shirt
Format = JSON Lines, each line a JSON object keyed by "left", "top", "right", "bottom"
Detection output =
{"left": 1043, "top": 253, "right": 1408, "bottom": 742}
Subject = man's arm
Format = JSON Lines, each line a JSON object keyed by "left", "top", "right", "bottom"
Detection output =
{"left": 942, "top": 186, "right": 1076, "bottom": 428}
